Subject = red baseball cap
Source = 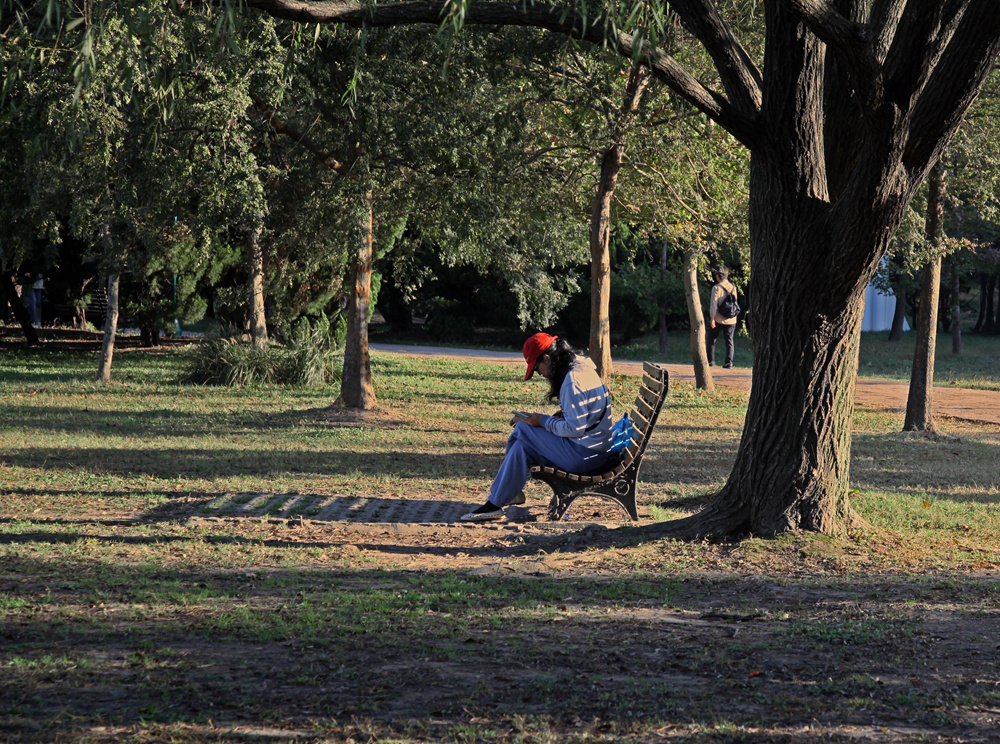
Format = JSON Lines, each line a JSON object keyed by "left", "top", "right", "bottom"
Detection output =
{"left": 522, "top": 333, "right": 557, "bottom": 380}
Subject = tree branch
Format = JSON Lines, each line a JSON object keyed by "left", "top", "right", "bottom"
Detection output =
{"left": 251, "top": 95, "right": 352, "bottom": 176}
{"left": 903, "top": 1, "right": 1000, "bottom": 173}
{"left": 666, "top": 0, "right": 762, "bottom": 118}
{"left": 881, "top": 0, "right": 964, "bottom": 112}
{"left": 242, "top": 0, "right": 760, "bottom": 147}
{"left": 775, "top": 0, "right": 884, "bottom": 113}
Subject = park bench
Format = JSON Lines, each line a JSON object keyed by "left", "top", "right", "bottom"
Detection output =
{"left": 531, "top": 362, "right": 669, "bottom": 521}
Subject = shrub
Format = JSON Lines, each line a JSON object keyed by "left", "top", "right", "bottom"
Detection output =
{"left": 278, "top": 315, "right": 343, "bottom": 387}
{"left": 185, "top": 317, "right": 343, "bottom": 387}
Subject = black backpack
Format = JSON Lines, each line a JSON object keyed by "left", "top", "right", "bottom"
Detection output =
{"left": 718, "top": 289, "right": 741, "bottom": 319}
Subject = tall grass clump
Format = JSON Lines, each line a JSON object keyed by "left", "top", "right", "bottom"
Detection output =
{"left": 185, "top": 316, "right": 343, "bottom": 387}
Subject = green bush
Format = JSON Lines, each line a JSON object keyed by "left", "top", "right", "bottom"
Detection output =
{"left": 185, "top": 317, "right": 343, "bottom": 387}
{"left": 279, "top": 315, "right": 344, "bottom": 386}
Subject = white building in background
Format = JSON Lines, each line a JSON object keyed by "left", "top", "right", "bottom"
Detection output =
{"left": 861, "top": 283, "right": 910, "bottom": 332}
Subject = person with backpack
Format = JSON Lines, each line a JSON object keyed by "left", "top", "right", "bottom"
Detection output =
{"left": 707, "top": 265, "right": 739, "bottom": 368}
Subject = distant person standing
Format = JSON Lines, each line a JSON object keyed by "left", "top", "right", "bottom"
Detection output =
{"left": 30, "top": 273, "right": 44, "bottom": 327}
{"left": 707, "top": 266, "right": 738, "bottom": 368}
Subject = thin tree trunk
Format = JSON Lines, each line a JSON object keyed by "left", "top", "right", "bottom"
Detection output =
{"left": 1, "top": 272, "right": 40, "bottom": 347}
{"left": 658, "top": 240, "right": 669, "bottom": 355}
{"left": 340, "top": 175, "right": 377, "bottom": 409}
{"left": 888, "top": 282, "right": 907, "bottom": 341}
{"left": 96, "top": 272, "right": 120, "bottom": 385}
{"left": 994, "top": 272, "right": 1000, "bottom": 335}
{"left": 950, "top": 260, "right": 961, "bottom": 355}
{"left": 972, "top": 272, "right": 987, "bottom": 333}
{"left": 683, "top": 248, "right": 713, "bottom": 391}
{"left": 903, "top": 258, "right": 940, "bottom": 432}
{"left": 589, "top": 144, "right": 619, "bottom": 382}
{"left": 588, "top": 64, "right": 650, "bottom": 383}
{"left": 903, "top": 160, "right": 945, "bottom": 433}
{"left": 248, "top": 225, "right": 268, "bottom": 349}
{"left": 984, "top": 273, "right": 997, "bottom": 334}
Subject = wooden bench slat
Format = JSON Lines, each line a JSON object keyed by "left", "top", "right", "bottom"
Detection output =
{"left": 641, "top": 372, "right": 662, "bottom": 392}
{"left": 639, "top": 385, "right": 662, "bottom": 407}
{"left": 642, "top": 361, "right": 660, "bottom": 378}
{"left": 635, "top": 396, "right": 654, "bottom": 422}
{"left": 632, "top": 408, "right": 651, "bottom": 435}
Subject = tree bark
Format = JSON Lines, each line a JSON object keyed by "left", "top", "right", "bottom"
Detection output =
{"left": 903, "top": 160, "right": 945, "bottom": 433}
{"left": 588, "top": 65, "right": 650, "bottom": 383}
{"left": 588, "top": 144, "right": 619, "bottom": 382}
{"left": 340, "top": 173, "right": 377, "bottom": 409}
{"left": 903, "top": 258, "right": 941, "bottom": 432}
{"left": 248, "top": 225, "right": 268, "bottom": 349}
{"left": 96, "top": 272, "right": 120, "bottom": 385}
{"left": 683, "top": 248, "right": 713, "bottom": 391}
{"left": 950, "top": 259, "right": 962, "bottom": 355}
{"left": 1, "top": 272, "right": 40, "bottom": 347}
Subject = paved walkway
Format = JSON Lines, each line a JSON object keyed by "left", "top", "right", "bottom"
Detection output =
{"left": 371, "top": 343, "right": 1000, "bottom": 426}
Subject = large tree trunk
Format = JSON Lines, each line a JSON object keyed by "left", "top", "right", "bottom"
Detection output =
{"left": 1, "top": 272, "right": 40, "bottom": 347}
{"left": 340, "top": 174, "right": 377, "bottom": 409}
{"left": 663, "top": 6, "right": 915, "bottom": 538}
{"left": 588, "top": 64, "right": 650, "bottom": 382}
{"left": 248, "top": 225, "right": 268, "bottom": 349}
{"left": 683, "top": 248, "right": 713, "bottom": 391}
{"left": 904, "top": 160, "right": 945, "bottom": 433}
{"left": 96, "top": 272, "right": 120, "bottom": 385}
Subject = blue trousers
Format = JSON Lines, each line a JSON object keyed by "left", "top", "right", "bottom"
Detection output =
{"left": 488, "top": 422, "right": 615, "bottom": 507}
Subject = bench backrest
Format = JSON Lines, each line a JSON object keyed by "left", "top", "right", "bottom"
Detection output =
{"left": 617, "top": 362, "right": 669, "bottom": 469}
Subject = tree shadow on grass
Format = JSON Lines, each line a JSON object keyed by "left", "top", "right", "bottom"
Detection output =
{"left": 2, "top": 556, "right": 999, "bottom": 742}
{"left": 1, "top": 445, "right": 499, "bottom": 479}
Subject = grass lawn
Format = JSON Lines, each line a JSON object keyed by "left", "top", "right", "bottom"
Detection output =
{"left": 1, "top": 343, "right": 999, "bottom": 743}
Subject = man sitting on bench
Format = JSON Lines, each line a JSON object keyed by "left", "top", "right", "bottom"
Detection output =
{"left": 460, "top": 333, "right": 617, "bottom": 522}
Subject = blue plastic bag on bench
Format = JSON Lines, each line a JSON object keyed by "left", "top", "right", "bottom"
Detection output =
{"left": 607, "top": 413, "right": 633, "bottom": 453}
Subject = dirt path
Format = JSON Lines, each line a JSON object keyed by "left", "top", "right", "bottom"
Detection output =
{"left": 372, "top": 342, "right": 1000, "bottom": 425}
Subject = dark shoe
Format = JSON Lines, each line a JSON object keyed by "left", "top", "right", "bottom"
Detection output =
{"left": 512, "top": 491, "right": 526, "bottom": 505}
{"left": 723, "top": 363, "right": 732, "bottom": 369}
{"left": 460, "top": 503, "right": 504, "bottom": 522}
